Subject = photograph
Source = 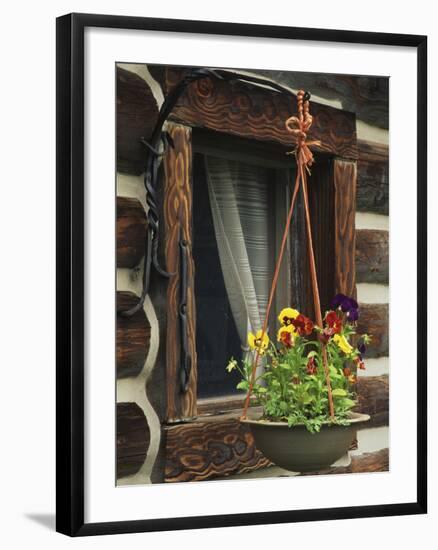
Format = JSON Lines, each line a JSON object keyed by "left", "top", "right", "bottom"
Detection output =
{"left": 115, "top": 63, "right": 390, "bottom": 485}
{"left": 0, "top": 1, "right": 432, "bottom": 546}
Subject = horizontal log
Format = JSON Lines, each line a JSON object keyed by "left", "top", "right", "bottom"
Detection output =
{"left": 356, "top": 229, "right": 389, "bottom": 284}
{"left": 357, "top": 139, "right": 389, "bottom": 214}
{"left": 301, "top": 448, "right": 389, "bottom": 476}
{"left": 117, "top": 197, "right": 147, "bottom": 268}
{"left": 117, "top": 402, "right": 150, "bottom": 478}
{"left": 165, "top": 411, "right": 271, "bottom": 482}
{"left": 358, "top": 303, "right": 389, "bottom": 358}
{"left": 356, "top": 375, "right": 389, "bottom": 418}
{"left": 165, "top": 67, "right": 358, "bottom": 159}
{"left": 151, "top": 68, "right": 389, "bottom": 130}
{"left": 365, "top": 410, "right": 389, "bottom": 429}
{"left": 117, "top": 66, "right": 159, "bottom": 174}
{"left": 117, "top": 292, "right": 151, "bottom": 378}
{"left": 244, "top": 72, "right": 389, "bottom": 130}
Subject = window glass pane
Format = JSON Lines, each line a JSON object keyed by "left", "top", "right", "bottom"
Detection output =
{"left": 193, "top": 153, "right": 277, "bottom": 398}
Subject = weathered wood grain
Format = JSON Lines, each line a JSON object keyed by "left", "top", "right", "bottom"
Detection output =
{"left": 357, "top": 139, "right": 389, "bottom": 215}
{"left": 164, "top": 67, "right": 358, "bottom": 159}
{"left": 165, "top": 413, "right": 271, "bottom": 482}
{"left": 117, "top": 291, "right": 151, "bottom": 378}
{"left": 163, "top": 124, "right": 197, "bottom": 421}
{"left": 117, "top": 197, "right": 147, "bottom": 268}
{"left": 356, "top": 229, "right": 389, "bottom": 284}
{"left": 356, "top": 375, "right": 389, "bottom": 418}
{"left": 358, "top": 303, "right": 389, "bottom": 358}
{"left": 117, "top": 402, "right": 150, "bottom": 478}
{"left": 197, "top": 395, "right": 256, "bottom": 416}
{"left": 364, "top": 410, "right": 389, "bottom": 429}
{"left": 301, "top": 448, "right": 389, "bottom": 476}
{"left": 333, "top": 159, "right": 357, "bottom": 299}
{"left": 117, "top": 66, "right": 159, "bottom": 175}
{"left": 357, "top": 140, "right": 388, "bottom": 164}
{"left": 251, "top": 71, "right": 389, "bottom": 130}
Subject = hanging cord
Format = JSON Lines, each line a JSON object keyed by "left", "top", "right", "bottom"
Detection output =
{"left": 241, "top": 90, "right": 335, "bottom": 420}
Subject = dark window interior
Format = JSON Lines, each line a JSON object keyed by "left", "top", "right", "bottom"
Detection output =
{"left": 193, "top": 154, "right": 244, "bottom": 397}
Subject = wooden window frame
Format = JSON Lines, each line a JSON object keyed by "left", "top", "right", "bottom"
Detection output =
{"left": 143, "top": 66, "right": 358, "bottom": 481}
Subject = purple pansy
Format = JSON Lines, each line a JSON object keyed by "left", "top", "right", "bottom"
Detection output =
{"left": 358, "top": 342, "right": 366, "bottom": 355}
{"left": 347, "top": 308, "right": 359, "bottom": 321}
{"left": 331, "top": 293, "right": 359, "bottom": 321}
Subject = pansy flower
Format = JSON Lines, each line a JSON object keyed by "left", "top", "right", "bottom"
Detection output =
{"left": 291, "top": 314, "right": 314, "bottom": 336}
{"left": 277, "top": 324, "right": 295, "bottom": 348}
{"left": 306, "top": 355, "right": 317, "bottom": 375}
{"left": 354, "top": 356, "right": 366, "bottom": 370}
{"left": 278, "top": 307, "right": 300, "bottom": 326}
{"left": 324, "top": 310, "right": 343, "bottom": 335}
{"left": 333, "top": 333, "right": 353, "bottom": 355}
{"left": 347, "top": 308, "right": 359, "bottom": 321}
{"left": 331, "top": 293, "right": 359, "bottom": 321}
{"left": 248, "top": 329, "right": 270, "bottom": 355}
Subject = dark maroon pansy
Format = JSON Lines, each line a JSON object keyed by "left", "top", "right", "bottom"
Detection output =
{"left": 325, "top": 310, "right": 342, "bottom": 334}
{"left": 306, "top": 356, "right": 317, "bottom": 375}
{"left": 291, "top": 314, "right": 314, "bottom": 336}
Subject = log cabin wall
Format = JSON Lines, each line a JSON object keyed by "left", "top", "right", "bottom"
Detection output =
{"left": 116, "top": 64, "right": 389, "bottom": 483}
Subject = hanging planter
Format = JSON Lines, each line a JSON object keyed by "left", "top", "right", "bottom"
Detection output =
{"left": 227, "top": 299, "right": 371, "bottom": 472}
{"left": 226, "top": 90, "right": 371, "bottom": 473}
{"left": 241, "top": 412, "right": 370, "bottom": 473}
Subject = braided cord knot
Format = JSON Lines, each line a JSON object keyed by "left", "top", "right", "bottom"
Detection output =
{"left": 285, "top": 90, "right": 321, "bottom": 173}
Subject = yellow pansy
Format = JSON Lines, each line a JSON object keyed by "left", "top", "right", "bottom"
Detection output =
{"left": 248, "top": 330, "right": 270, "bottom": 355}
{"left": 277, "top": 324, "right": 296, "bottom": 348}
{"left": 278, "top": 307, "right": 300, "bottom": 326}
{"left": 333, "top": 333, "right": 353, "bottom": 355}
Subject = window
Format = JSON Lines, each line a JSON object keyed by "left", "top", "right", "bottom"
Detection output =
{"left": 192, "top": 130, "right": 297, "bottom": 405}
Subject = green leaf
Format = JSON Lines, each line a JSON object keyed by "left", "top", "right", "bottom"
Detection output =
{"left": 329, "top": 365, "right": 338, "bottom": 376}
{"left": 332, "top": 388, "right": 347, "bottom": 397}
{"left": 236, "top": 381, "right": 249, "bottom": 391}
{"left": 302, "top": 392, "right": 313, "bottom": 405}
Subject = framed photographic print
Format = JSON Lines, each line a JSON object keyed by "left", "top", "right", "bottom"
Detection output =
{"left": 56, "top": 12, "right": 427, "bottom": 536}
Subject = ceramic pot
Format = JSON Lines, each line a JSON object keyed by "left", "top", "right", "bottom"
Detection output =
{"left": 241, "top": 412, "right": 370, "bottom": 472}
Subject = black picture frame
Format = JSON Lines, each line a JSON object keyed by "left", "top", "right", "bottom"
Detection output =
{"left": 56, "top": 12, "right": 427, "bottom": 536}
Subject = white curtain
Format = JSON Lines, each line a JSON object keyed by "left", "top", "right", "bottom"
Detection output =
{"left": 205, "top": 155, "right": 271, "bottom": 364}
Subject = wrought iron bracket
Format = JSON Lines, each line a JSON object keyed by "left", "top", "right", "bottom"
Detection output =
{"left": 178, "top": 237, "right": 192, "bottom": 392}
{"left": 118, "top": 67, "right": 297, "bottom": 317}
